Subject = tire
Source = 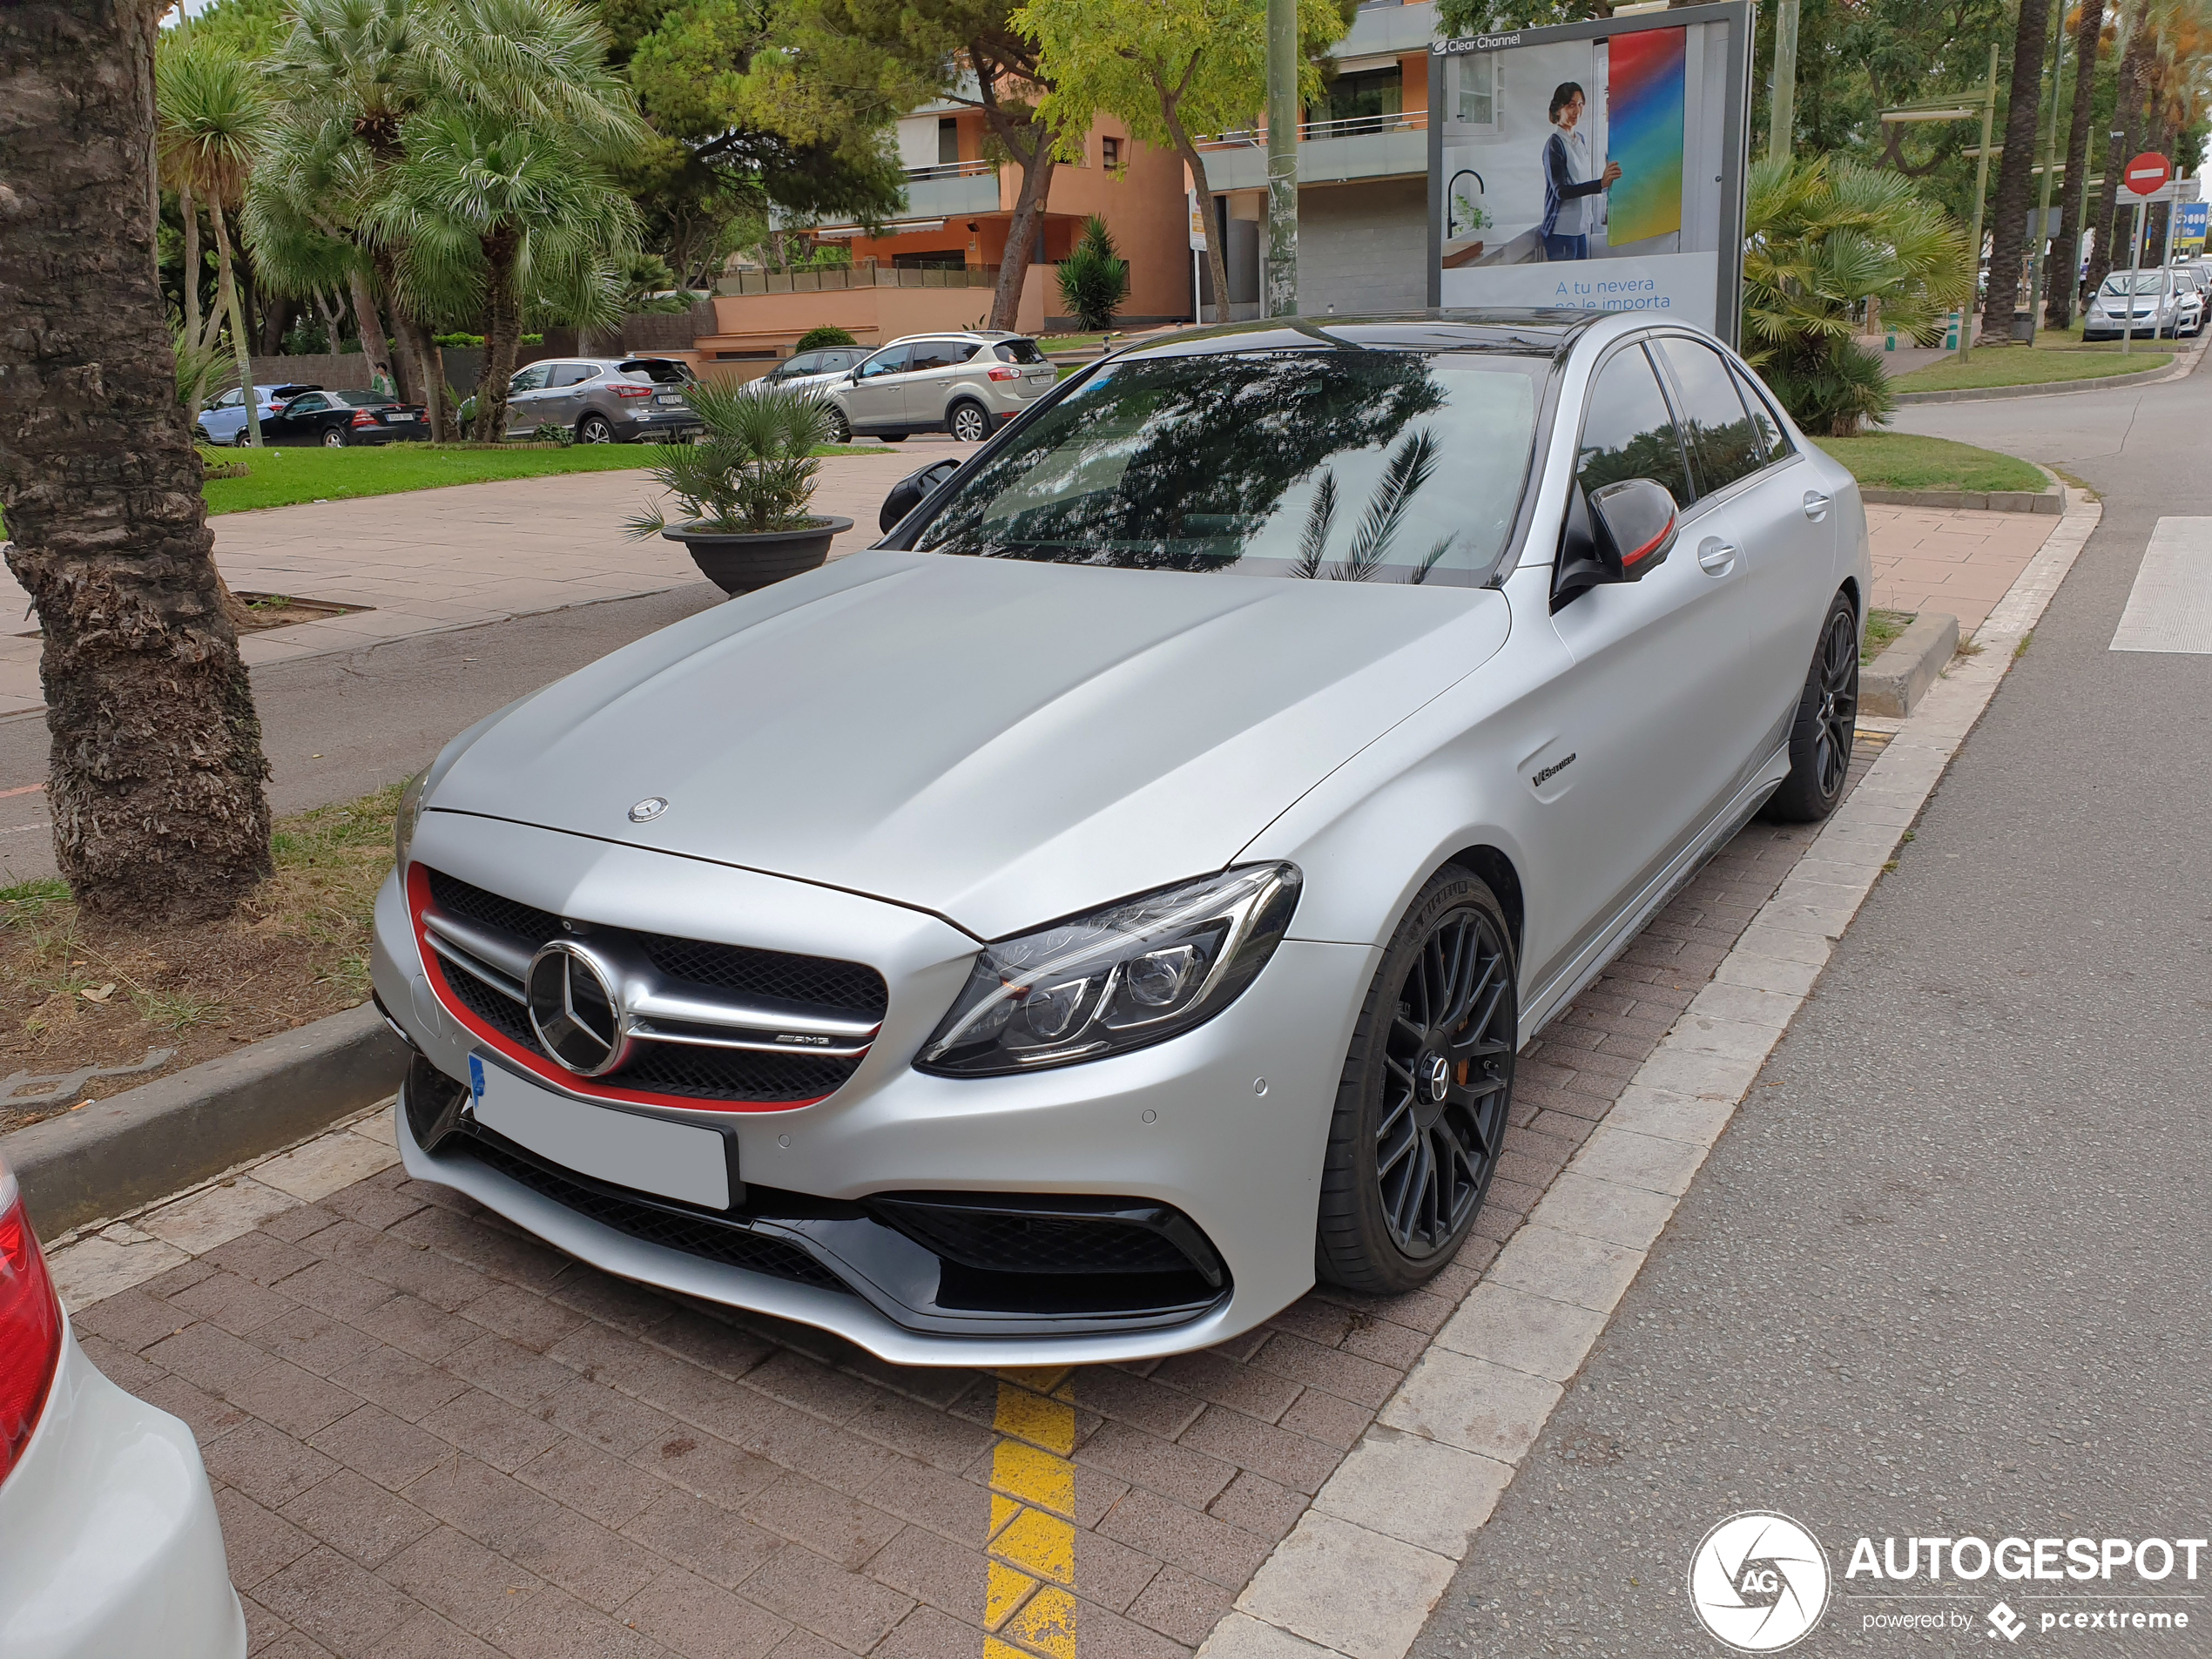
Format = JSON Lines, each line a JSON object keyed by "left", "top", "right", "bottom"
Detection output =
{"left": 577, "top": 415, "right": 614, "bottom": 444}
{"left": 1760, "top": 589, "right": 1859, "bottom": 823}
{"left": 232, "top": 429, "right": 251, "bottom": 447}
{"left": 823, "top": 406, "right": 851, "bottom": 444}
{"left": 321, "top": 427, "right": 347, "bottom": 448}
{"left": 878, "top": 432, "right": 908, "bottom": 443}
{"left": 948, "top": 400, "right": 992, "bottom": 443}
{"left": 1316, "top": 868, "right": 1517, "bottom": 1295}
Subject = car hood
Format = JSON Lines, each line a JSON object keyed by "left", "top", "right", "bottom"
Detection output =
{"left": 427, "top": 550, "right": 1512, "bottom": 939}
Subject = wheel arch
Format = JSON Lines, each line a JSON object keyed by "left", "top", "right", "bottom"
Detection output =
{"left": 1441, "top": 843, "right": 1525, "bottom": 961}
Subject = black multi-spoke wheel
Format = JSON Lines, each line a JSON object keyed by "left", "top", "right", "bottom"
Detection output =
{"left": 1763, "top": 590, "right": 1859, "bottom": 822}
{"left": 1318, "top": 869, "right": 1516, "bottom": 1293}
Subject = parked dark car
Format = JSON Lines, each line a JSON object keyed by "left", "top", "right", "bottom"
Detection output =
{"left": 502, "top": 357, "right": 701, "bottom": 443}
{"left": 197, "top": 382, "right": 322, "bottom": 446}
{"left": 260, "top": 388, "right": 431, "bottom": 447}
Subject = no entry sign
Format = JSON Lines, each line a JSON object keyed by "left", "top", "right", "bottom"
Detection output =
{"left": 2126, "top": 152, "right": 2173, "bottom": 197}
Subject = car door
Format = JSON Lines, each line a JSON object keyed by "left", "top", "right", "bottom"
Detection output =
{"left": 846, "top": 344, "right": 911, "bottom": 428}
{"left": 266, "top": 392, "right": 325, "bottom": 443}
{"left": 537, "top": 362, "right": 591, "bottom": 429}
{"left": 1539, "top": 339, "right": 1763, "bottom": 961}
{"left": 1651, "top": 333, "right": 1817, "bottom": 771}
{"left": 502, "top": 362, "right": 554, "bottom": 435}
{"left": 900, "top": 337, "right": 980, "bottom": 426}
{"left": 201, "top": 387, "right": 243, "bottom": 442}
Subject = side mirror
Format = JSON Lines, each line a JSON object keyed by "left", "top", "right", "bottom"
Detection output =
{"left": 880, "top": 457, "right": 963, "bottom": 535}
{"left": 1552, "top": 477, "right": 1678, "bottom": 610}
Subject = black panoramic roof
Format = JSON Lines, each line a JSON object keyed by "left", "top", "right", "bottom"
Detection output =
{"left": 1116, "top": 310, "right": 1604, "bottom": 363}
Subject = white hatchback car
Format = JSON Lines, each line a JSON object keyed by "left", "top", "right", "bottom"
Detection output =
{"left": 374, "top": 311, "right": 1867, "bottom": 1367}
{"left": 0, "top": 1155, "right": 243, "bottom": 1657}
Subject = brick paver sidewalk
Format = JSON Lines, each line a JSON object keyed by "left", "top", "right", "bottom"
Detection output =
{"left": 1866, "top": 502, "right": 2057, "bottom": 632}
{"left": 46, "top": 743, "right": 1878, "bottom": 1659}
{"left": 0, "top": 448, "right": 961, "bottom": 719}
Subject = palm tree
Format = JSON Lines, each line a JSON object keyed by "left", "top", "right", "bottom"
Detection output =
{"left": 371, "top": 107, "right": 641, "bottom": 435}
{"left": 1, "top": 0, "right": 273, "bottom": 920}
{"left": 158, "top": 31, "right": 273, "bottom": 442}
{"left": 1742, "top": 155, "right": 1972, "bottom": 436}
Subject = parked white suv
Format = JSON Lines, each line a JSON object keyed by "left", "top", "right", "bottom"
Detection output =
{"left": 824, "top": 332, "right": 1057, "bottom": 443}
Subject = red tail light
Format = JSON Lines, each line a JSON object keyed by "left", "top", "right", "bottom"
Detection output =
{"left": 0, "top": 1156, "right": 63, "bottom": 1487}
{"left": 351, "top": 409, "right": 378, "bottom": 428}
{"left": 613, "top": 383, "right": 655, "bottom": 400}
{"left": 987, "top": 366, "right": 1020, "bottom": 381}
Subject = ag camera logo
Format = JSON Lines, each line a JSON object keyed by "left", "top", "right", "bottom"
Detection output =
{"left": 1689, "top": 1512, "right": 1832, "bottom": 1652}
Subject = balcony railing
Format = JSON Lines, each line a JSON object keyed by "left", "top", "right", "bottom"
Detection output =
{"left": 901, "top": 158, "right": 999, "bottom": 182}
{"left": 716, "top": 263, "right": 1018, "bottom": 296}
{"left": 1196, "top": 108, "right": 1430, "bottom": 151}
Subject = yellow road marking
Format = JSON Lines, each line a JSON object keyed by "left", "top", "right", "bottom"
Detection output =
{"left": 986, "top": 1372, "right": 1079, "bottom": 1657}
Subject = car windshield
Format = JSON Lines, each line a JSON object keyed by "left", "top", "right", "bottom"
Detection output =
{"left": 2101, "top": 273, "right": 2168, "bottom": 295}
{"left": 619, "top": 359, "right": 692, "bottom": 384}
{"left": 911, "top": 349, "right": 1548, "bottom": 586}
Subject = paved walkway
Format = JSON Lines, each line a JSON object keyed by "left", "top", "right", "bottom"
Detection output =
{"left": 1864, "top": 502, "right": 2058, "bottom": 633}
{"left": 0, "top": 445, "right": 971, "bottom": 720}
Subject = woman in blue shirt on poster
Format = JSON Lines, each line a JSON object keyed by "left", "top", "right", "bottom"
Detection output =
{"left": 1541, "top": 82, "right": 1621, "bottom": 261}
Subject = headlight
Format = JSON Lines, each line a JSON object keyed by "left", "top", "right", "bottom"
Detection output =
{"left": 917, "top": 864, "right": 1301, "bottom": 1076}
{"left": 394, "top": 767, "right": 429, "bottom": 872}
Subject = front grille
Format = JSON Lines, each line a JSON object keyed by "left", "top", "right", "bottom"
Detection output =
{"left": 421, "top": 867, "right": 881, "bottom": 1104}
{"left": 459, "top": 1133, "right": 852, "bottom": 1292}
{"left": 876, "top": 1204, "right": 1201, "bottom": 1278}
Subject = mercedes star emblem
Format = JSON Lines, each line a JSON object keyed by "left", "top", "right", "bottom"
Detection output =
{"left": 1426, "top": 1054, "right": 1453, "bottom": 1104}
{"left": 524, "top": 941, "right": 631, "bottom": 1076}
{"left": 629, "top": 797, "right": 669, "bottom": 823}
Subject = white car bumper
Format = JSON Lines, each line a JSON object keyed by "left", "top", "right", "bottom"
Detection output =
{"left": 0, "top": 1322, "right": 244, "bottom": 1659}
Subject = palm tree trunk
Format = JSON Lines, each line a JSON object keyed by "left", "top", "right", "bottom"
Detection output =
{"left": 1979, "top": 0, "right": 2053, "bottom": 344}
{"left": 471, "top": 226, "right": 523, "bottom": 441}
{"left": 2087, "top": 10, "right": 2154, "bottom": 300}
{"left": 2046, "top": 0, "right": 2106, "bottom": 327}
{"left": 392, "top": 312, "right": 444, "bottom": 441}
{"left": 0, "top": 0, "right": 273, "bottom": 921}
{"left": 207, "top": 199, "right": 261, "bottom": 445}
{"left": 179, "top": 180, "right": 202, "bottom": 351}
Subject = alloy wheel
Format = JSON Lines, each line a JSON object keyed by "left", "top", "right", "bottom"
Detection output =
{"left": 579, "top": 416, "right": 612, "bottom": 444}
{"left": 950, "top": 403, "right": 988, "bottom": 443}
{"left": 1374, "top": 906, "right": 1514, "bottom": 1257}
{"left": 1811, "top": 605, "right": 1858, "bottom": 801}
{"left": 322, "top": 428, "right": 346, "bottom": 447}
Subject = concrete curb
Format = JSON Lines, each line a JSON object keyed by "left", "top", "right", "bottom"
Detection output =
{"left": 1199, "top": 487, "right": 2107, "bottom": 1659}
{"left": 1860, "top": 610, "right": 1960, "bottom": 718}
{"left": 1892, "top": 363, "right": 2170, "bottom": 404}
{"left": 1, "top": 1001, "right": 409, "bottom": 1238}
{"left": 1859, "top": 485, "right": 2060, "bottom": 514}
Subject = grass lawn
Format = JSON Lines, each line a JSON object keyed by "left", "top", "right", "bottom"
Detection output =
{"left": 197, "top": 440, "right": 896, "bottom": 516}
{"left": 1893, "top": 345, "right": 2170, "bottom": 393}
{"left": 1812, "top": 433, "right": 2047, "bottom": 495}
{"left": 1861, "top": 607, "right": 1914, "bottom": 664}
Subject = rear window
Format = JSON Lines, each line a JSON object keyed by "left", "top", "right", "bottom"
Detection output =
{"left": 327, "top": 389, "right": 396, "bottom": 408}
{"left": 618, "top": 359, "right": 693, "bottom": 384}
{"left": 996, "top": 340, "right": 1047, "bottom": 365}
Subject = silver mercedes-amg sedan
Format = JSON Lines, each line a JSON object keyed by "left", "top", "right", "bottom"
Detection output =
{"left": 373, "top": 311, "right": 1869, "bottom": 1366}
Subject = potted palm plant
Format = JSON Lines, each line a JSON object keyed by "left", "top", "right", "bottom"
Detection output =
{"left": 626, "top": 381, "right": 852, "bottom": 594}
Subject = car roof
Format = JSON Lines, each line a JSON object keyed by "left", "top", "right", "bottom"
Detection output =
{"left": 878, "top": 331, "right": 1034, "bottom": 347}
{"left": 1108, "top": 311, "right": 1608, "bottom": 366}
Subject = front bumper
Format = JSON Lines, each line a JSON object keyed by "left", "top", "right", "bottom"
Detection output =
{"left": 0, "top": 1324, "right": 244, "bottom": 1659}
{"left": 373, "top": 816, "right": 1375, "bottom": 1365}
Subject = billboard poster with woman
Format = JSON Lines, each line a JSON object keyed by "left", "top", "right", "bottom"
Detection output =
{"left": 1429, "top": 2, "right": 1750, "bottom": 343}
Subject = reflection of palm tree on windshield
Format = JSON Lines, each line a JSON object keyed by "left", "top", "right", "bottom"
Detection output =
{"left": 1290, "top": 430, "right": 1457, "bottom": 583}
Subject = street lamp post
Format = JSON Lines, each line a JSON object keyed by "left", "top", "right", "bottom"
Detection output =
{"left": 1264, "top": 0, "right": 1298, "bottom": 318}
{"left": 1879, "top": 42, "right": 2000, "bottom": 364}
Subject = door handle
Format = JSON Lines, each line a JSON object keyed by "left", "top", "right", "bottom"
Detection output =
{"left": 1696, "top": 536, "right": 1737, "bottom": 574}
{"left": 1803, "top": 490, "right": 1831, "bottom": 521}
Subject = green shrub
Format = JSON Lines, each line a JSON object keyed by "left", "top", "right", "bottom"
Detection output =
{"left": 530, "top": 422, "right": 576, "bottom": 447}
{"left": 1055, "top": 215, "right": 1129, "bottom": 334}
{"left": 624, "top": 383, "right": 832, "bottom": 536}
{"left": 794, "top": 325, "right": 858, "bottom": 351}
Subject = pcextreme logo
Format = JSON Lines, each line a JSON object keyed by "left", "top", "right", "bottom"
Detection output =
{"left": 1689, "top": 1511, "right": 1832, "bottom": 1652}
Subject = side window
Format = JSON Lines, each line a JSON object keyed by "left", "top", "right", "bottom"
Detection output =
{"left": 1575, "top": 344, "right": 1691, "bottom": 506}
{"left": 545, "top": 363, "right": 591, "bottom": 388}
{"left": 786, "top": 353, "right": 820, "bottom": 378}
{"left": 909, "top": 339, "right": 980, "bottom": 372}
{"left": 856, "top": 345, "right": 910, "bottom": 380}
{"left": 1655, "top": 337, "right": 1763, "bottom": 498}
{"left": 214, "top": 388, "right": 242, "bottom": 408}
{"left": 287, "top": 394, "right": 328, "bottom": 414}
{"left": 823, "top": 351, "right": 859, "bottom": 373}
{"left": 509, "top": 363, "right": 551, "bottom": 395}
{"left": 1728, "top": 364, "right": 1791, "bottom": 461}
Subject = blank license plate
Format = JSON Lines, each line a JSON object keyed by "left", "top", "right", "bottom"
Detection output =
{"left": 468, "top": 1055, "right": 729, "bottom": 1210}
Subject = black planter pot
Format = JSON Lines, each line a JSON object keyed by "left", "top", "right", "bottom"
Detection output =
{"left": 662, "top": 516, "right": 853, "bottom": 595}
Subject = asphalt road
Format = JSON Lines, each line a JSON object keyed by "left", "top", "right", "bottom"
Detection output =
{"left": 1412, "top": 366, "right": 2212, "bottom": 1656}
{"left": 0, "top": 582, "right": 725, "bottom": 886}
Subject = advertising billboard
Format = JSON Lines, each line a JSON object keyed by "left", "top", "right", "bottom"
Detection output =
{"left": 1429, "top": 2, "right": 1752, "bottom": 344}
{"left": 2179, "top": 201, "right": 2209, "bottom": 255}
